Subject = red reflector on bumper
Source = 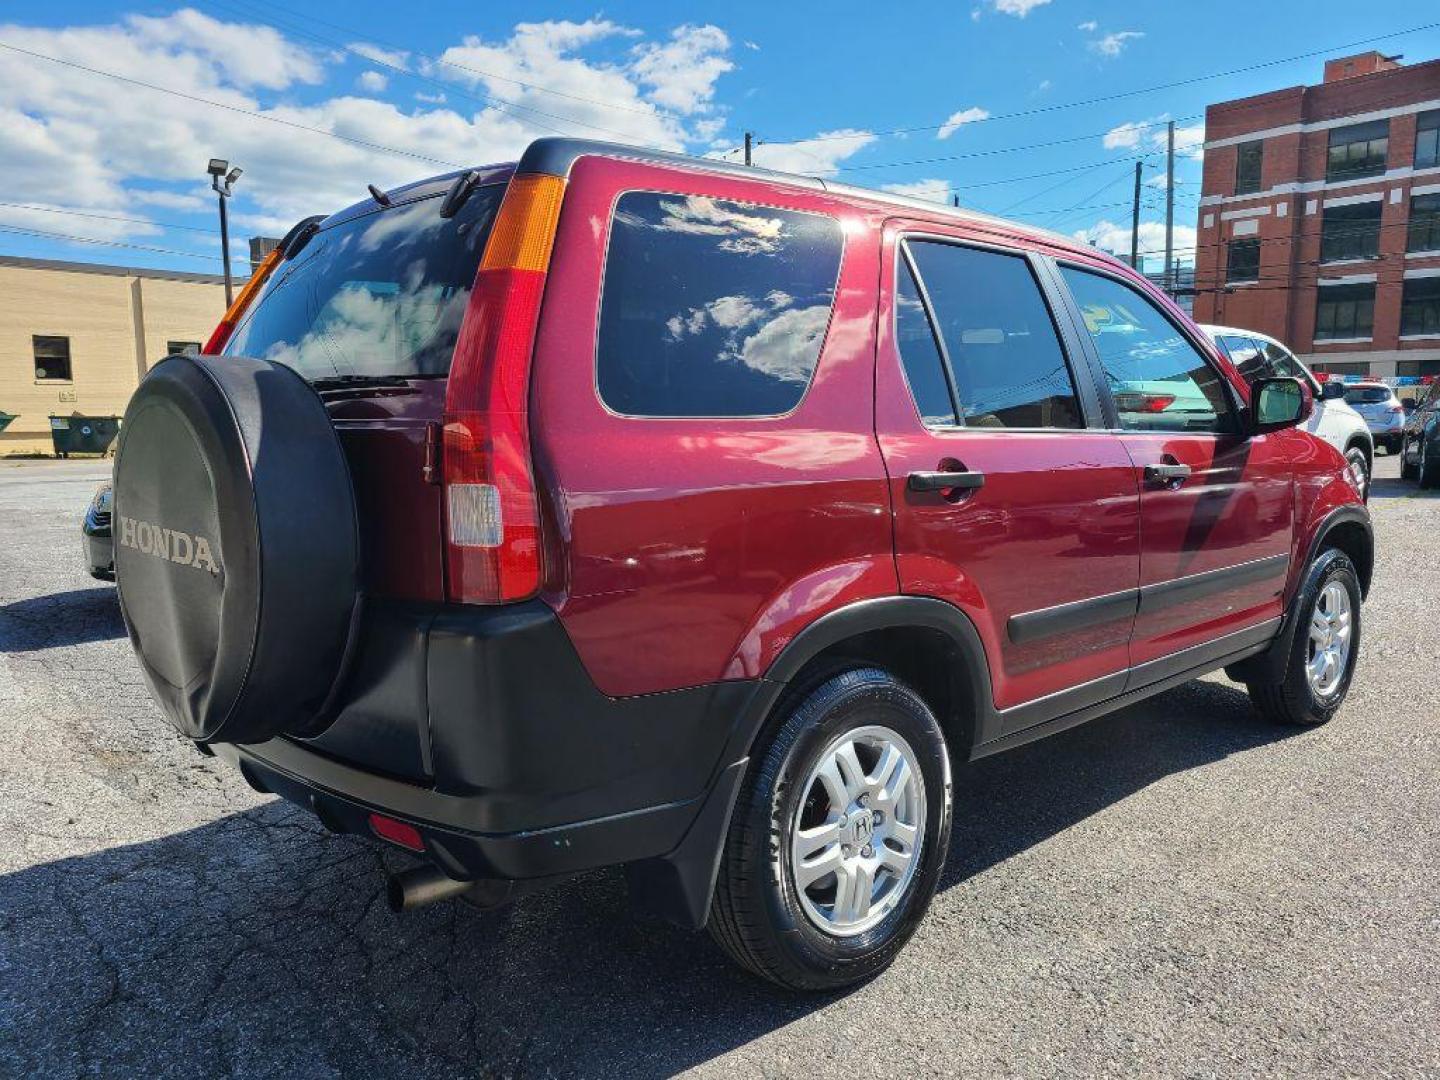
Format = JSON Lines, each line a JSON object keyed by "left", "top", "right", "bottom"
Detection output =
{"left": 369, "top": 813, "right": 424, "bottom": 852}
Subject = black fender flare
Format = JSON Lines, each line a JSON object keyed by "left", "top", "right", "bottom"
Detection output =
{"left": 631, "top": 595, "right": 997, "bottom": 930}
{"left": 1227, "top": 505, "right": 1373, "bottom": 685}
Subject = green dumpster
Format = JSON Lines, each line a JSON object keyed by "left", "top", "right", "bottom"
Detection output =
{"left": 0, "top": 412, "right": 14, "bottom": 435}
{"left": 49, "top": 415, "right": 121, "bottom": 458}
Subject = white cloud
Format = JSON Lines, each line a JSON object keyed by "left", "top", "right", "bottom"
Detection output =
{"left": 993, "top": 0, "right": 1052, "bottom": 16}
{"left": 743, "top": 40, "right": 760, "bottom": 51}
{"left": 937, "top": 106, "right": 990, "bottom": 140}
{"left": 1076, "top": 20, "right": 1098, "bottom": 31}
{"left": 348, "top": 42, "right": 410, "bottom": 71}
{"left": 413, "top": 90, "right": 446, "bottom": 105}
{"left": 745, "top": 129, "right": 876, "bottom": 176}
{"left": 357, "top": 70, "right": 388, "bottom": 93}
{"left": 1089, "top": 30, "right": 1144, "bottom": 58}
{"left": 1036, "top": 79, "right": 1052, "bottom": 93}
{"left": 1073, "top": 219, "right": 1199, "bottom": 264}
{"left": 881, "top": 179, "right": 951, "bottom": 203}
{"left": 0, "top": 10, "right": 741, "bottom": 258}
{"left": 1103, "top": 115, "right": 1207, "bottom": 161}
{"left": 629, "top": 24, "right": 733, "bottom": 114}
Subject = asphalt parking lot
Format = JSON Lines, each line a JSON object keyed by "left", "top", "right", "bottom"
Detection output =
{"left": 1, "top": 454, "right": 1437, "bottom": 1078}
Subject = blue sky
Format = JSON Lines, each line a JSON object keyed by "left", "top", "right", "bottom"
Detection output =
{"left": 2, "top": 1, "right": 1438, "bottom": 276}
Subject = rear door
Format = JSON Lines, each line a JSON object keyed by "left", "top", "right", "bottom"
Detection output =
{"left": 1055, "top": 264, "right": 1294, "bottom": 671}
{"left": 875, "top": 223, "right": 1140, "bottom": 731}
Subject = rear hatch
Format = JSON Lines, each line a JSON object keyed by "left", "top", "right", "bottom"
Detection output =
{"left": 220, "top": 173, "right": 510, "bottom": 780}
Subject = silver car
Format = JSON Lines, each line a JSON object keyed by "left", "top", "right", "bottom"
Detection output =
{"left": 1343, "top": 382, "right": 1406, "bottom": 454}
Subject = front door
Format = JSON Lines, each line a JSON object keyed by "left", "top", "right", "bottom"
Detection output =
{"left": 875, "top": 225, "right": 1140, "bottom": 732}
{"left": 1055, "top": 265, "right": 1294, "bottom": 671}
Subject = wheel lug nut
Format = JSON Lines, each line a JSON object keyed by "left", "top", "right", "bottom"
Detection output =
{"left": 862, "top": 845, "right": 874, "bottom": 858}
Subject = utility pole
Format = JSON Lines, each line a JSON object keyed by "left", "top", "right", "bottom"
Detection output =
{"left": 743, "top": 131, "right": 753, "bottom": 167}
{"left": 1164, "top": 120, "right": 1175, "bottom": 296}
{"left": 1130, "top": 160, "right": 1142, "bottom": 269}
{"left": 952, "top": 195, "right": 960, "bottom": 208}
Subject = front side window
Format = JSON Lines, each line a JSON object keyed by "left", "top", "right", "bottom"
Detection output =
{"left": 1260, "top": 340, "right": 1307, "bottom": 382}
{"left": 1218, "top": 335, "right": 1267, "bottom": 382}
{"left": 1320, "top": 200, "right": 1382, "bottom": 262}
{"left": 903, "top": 241, "right": 1081, "bottom": 429}
{"left": 225, "top": 187, "right": 503, "bottom": 382}
{"left": 1226, "top": 238, "right": 1261, "bottom": 283}
{"left": 1315, "top": 283, "right": 1376, "bottom": 341}
{"left": 1401, "top": 276, "right": 1440, "bottom": 337}
{"left": 1408, "top": 193, "right": 1440, "bottom": 254}
{"left": 1235, "top": 140, "right": 1264, "bottom": 195}
{"left": 33, "top": 335, "right": 71, "bottom": 381}
{"left": 596, "top": 193, "right": 843, "bottom": 417}
{"left": 1416, "top": 110, "right": 1440, "bottom": 170}
{"left": 1326, "top": 120, "right": 1389, "bottom": 182}
{"left": 1060, "top": 267, "right": 1239, "bottom": 434}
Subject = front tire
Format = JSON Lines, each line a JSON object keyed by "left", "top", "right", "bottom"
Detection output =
{"left": 709, "top": 668, "right": 953, "bottom": 991}
{"left": 1247, "top": 549, "right": 1361, "bottom": 726}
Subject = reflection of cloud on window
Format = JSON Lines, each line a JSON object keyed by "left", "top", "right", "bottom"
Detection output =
{"left": 732, "top": 304, "right": 832, "bottom": 384}
{"left": 358, "top": 200, "right": 450, "bottom": 252}
{"left": 664, "top": 291, "right": 800, "bottom": 341}
{"left": 647, "top": 196, "right": 786, "bottom": 255}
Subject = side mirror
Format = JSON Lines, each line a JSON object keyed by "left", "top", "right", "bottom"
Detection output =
{"left": 1251, "top": 376, "right": 1311, "bottom": 435}
{"left": 1321, "top": 380, "right": 1347, "bottom": 401}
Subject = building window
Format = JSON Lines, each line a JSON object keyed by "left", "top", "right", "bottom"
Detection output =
{"left": 1409, "top": 193, "right": 1440, "bottom": 254}
{"left": 1310, "top": 361, "right": 1370, "bottom": 376}
{"left": 1398, "top": 358, "right": 1440, "bottom": 378}
{"left": 1226, "top": 238, "right": 1261, "bottom": 283}
{"left": 33, "top": 335, "right": 72, "bottom": 381}
{"left": 1416, "top": 110, "right": 1440, "bottom": 170}
{"left": 1234, "top": 140, "right": 1264, "bottom": 195}
{"left": 1401, "top": 277, "right": 1440, "bottom": 337}
{"left": 167, "top": 341, "right": 202, "bottom": 355}
{"left": 1314, "top": 283, "right": 1375, "bottom": 341}
{"left": 1326, "top": 120, "right": 1389, "bottom": 182}
{"left": 1320, "top": 200, "right": 1382, "bottom": 262}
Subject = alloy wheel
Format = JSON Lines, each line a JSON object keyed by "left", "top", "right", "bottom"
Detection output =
{"left": 1306, "top": 581, "right": 1352, "bottom": 698}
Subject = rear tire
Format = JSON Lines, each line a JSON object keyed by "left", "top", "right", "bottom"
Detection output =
{"left": 1401, "top": 437, "right": 1419, "bottom": 481}
{"left": 709, "top": 668, "right": 952, "bottom": 991}
{"left": 1419, "top": 436, "right": 1440, "bottom": 490}
{"left": 1246, "top": 549, "right": 1360, "bottom": 727}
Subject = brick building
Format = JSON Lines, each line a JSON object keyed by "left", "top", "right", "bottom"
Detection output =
{"left": 1193, "top": 51, "right": 1440, "bottom": 378}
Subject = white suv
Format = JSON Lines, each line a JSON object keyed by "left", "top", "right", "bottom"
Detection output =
{"left": 1201, "top": 325, "right": 1373, "bottom": 499}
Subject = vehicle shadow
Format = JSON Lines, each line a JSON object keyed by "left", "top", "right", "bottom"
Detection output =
{"left": 0, "top": 586, "right": 124, "bottom": 652}
{"left": 1, "top": 680, "right": 1293, "bottom": 1078}
{"left": 1369, "top": 473, "right": 1440, "bottom": 501}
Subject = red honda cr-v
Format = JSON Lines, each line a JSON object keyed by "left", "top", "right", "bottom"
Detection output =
{"left": 111, "top": 138, "right": 1372, "bottom": 990}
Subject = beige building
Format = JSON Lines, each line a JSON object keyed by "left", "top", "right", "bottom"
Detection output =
{"left": 0, "top": 255, "right": 234, "bottom": 455}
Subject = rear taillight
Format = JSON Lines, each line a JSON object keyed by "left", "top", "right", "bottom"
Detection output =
{"left": 443, "top": 173, "right": 566, "bottom": 604}
{"left": 1115, "top": 391, "right": 1176, "bottom": 414}
{"left": 201, "top": 246, "right": 283, "bottom": 355}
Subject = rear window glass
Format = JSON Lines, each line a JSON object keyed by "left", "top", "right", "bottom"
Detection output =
{"left": 1343, "top": 386, "right": 1391, "bottom": 404}
{"left": 224, "top": 186, "right": 503, "bottom": 381}
{"left": 596, "top": 192, "right": 843, "bottom": 417}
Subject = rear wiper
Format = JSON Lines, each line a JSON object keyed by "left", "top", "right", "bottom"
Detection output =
{"left": 310, "top": 374, "right": 414, "bottom": 392}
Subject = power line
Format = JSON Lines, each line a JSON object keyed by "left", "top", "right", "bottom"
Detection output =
{"left": 731, "top": 20, "right": 1440, "bottom": 147}
{"left": 0, "top": 223, "right": 222, "bottom": 262}
{"left": 0, "top": 200, "right": 213, "bottom": 235}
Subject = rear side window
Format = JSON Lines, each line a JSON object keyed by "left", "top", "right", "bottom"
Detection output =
{"left": 904, "top": 240, "right": 1082, "bottom": 429}
{"left": 895, "top": 258, "right": 957, "bottom": 425}
{"left": 224, "top": 187, "right": 503, "bottom": 381}
{"left": 596, "top": 192, "right": 843, "bottom": 417}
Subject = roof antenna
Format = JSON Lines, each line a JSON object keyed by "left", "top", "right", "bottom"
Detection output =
{"left": 367, "top": 183, "right": 392, "bottom": 208}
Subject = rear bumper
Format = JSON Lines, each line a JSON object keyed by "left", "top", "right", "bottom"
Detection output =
{"left": 214, "top": 598, "right": 770, "bottom": 925}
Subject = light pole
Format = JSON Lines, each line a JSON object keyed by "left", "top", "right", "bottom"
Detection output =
{"left": 207, "top": 158, "right": 243, "bottom": 307}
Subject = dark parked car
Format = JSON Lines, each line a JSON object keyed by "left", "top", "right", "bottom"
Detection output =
{"left": 1400, "top": 379, "right": 1440, "bottom": 486}
{"left": 82, "top": 482, "right": 113, "bottom": 579}
{"left": 109, "top": 138, "right": 1372, "bottom": 990}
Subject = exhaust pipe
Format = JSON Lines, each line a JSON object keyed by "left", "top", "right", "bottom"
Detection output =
{"left": 386, "top": 866, "right": 475, "bottom": 912}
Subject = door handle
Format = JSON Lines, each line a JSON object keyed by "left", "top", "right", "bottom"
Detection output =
{"left": 1143, "top": 462, "right": 1192, "bottom": 486}
{"left": 908, "top": 470, "right": 986, "bottom": 492}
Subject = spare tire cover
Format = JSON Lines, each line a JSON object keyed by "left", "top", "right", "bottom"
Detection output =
{"left": 113, "top": 354, "right": 359, "bottom": 744}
